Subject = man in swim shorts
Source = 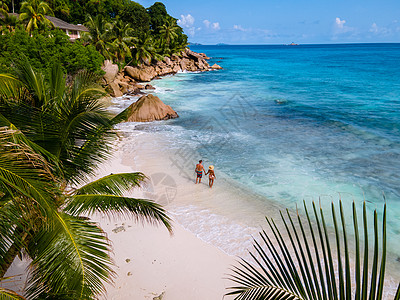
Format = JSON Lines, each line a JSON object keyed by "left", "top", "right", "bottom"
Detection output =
{"left": 195, "top": 160, "right": 205, "bottom": 184}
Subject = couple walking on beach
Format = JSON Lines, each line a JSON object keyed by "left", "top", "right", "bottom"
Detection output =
{"left": 195, "top": 160, "right": 216, "bottom": 188}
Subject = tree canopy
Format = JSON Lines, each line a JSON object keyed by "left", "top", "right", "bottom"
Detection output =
{"left": 0, "top": 28, "right": 104, "bottom": 75}
{"left": 0, "top": 0, "right": 189, "bottom": 72}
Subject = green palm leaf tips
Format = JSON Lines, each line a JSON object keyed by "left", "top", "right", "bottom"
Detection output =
{"left": 0, "top": 60, "right": 172, "bottom": 299}
{"left": 227, "top": 200, "right": 400, "bottom": 300}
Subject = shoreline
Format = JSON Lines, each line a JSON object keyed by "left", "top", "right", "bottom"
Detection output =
{"left": 3, "top": 49, "right": 400, "bottom": 298}
{"left": 106, "top": 126, "right": 400, "bottom": 298}
{"left": 89, "top": 130, "right": 240, "bottom": 299}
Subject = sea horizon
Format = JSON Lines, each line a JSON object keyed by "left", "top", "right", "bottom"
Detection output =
{"left": 189, "top": 42, "right": 400, "bottom": 46}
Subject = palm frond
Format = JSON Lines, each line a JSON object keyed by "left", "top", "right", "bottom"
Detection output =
{"left": 74, "top": 172, "right": 146, "bottom": 196}
{"left": 65, "top": 194, "right": 172, "bottom": 233}
{"left": 0, "top": 126, "right": 58, "bottom": 217}
{"left": 25, "top": 213, "right": 113, "bottom": 299}
{"left": 227, "top": 200, "right": 399, "bottom": 300}
{"left": 0, "top": 115, "right": 61, "bottom": 172}
{"left": 13, "top": 58, "right": 46, "bottom": 107}
{"left": 0, "top": 74, "right": 23, "bottom": 101}
{"left": 0, "top": 286, "right": 26, "bottom": 300}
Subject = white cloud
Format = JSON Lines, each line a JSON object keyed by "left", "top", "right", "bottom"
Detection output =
{"left": 178, "top": 14, "right": 195, "bottom": 28}
{"left": 369, "top": 23, "right": 379, "bottom": 33}
{"left": 203, "top": 19, "right": 220, "bottom": 30}
{"left": 233, "top": 24, "right": 246, "bottom": 31}
{"left": 335, "top": 17, "right": 346, "bottom": 29}
{"left": 212, "top": 22, "right": 220, "bottom": 30}
{"left": 333, "top": 17, "right": 355, "bottom": 37}
{"left": 178, "top": 14, "right": 197, "bottom": 37}
{"left": 369, "top": 22, "right": 392, "bottom": 36}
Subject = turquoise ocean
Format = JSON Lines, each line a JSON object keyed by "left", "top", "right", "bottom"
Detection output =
{"left": 116, "top": 44, "right": 400, "bottom": 259}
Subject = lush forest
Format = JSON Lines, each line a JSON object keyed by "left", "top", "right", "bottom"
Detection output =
{"left": 0, "top": 0, "right": 188, "bottom": 74}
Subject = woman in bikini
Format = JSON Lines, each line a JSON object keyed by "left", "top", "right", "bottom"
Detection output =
{"left": 205, "top": 165, "right": 216, "bottom": 188}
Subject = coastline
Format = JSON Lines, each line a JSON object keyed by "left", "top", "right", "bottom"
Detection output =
{"left": 89, "top": 129, "right": 242, "bottom": 299}
{"left": 101, "top": 126, "right": 400, "bottom": 299}
{"left": 3, "top": 47, "right": 400, "bottom": 298}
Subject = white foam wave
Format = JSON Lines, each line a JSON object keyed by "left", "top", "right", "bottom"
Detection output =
{"left": 170, "top": 205, "right": 258, "bottom": 260}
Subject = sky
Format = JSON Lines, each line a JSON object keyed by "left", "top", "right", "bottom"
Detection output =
{"left": 136, "top": 0, "right": 400, "bottom": 44}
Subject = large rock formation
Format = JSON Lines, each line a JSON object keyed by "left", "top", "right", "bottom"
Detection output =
{"left": 102, "top": 60, "right": 119, "bottom": 84}
{"left": 108, "top": 81, "right": 123, "bottom": 97}
{"left": 125, "top": 65, "right": 157, "bottom": 82}
{"left": 105, "top": 48, "right": 222, "bottom": 97}
{"left": 126, "top": 94, "right": 179, "bottom": 122}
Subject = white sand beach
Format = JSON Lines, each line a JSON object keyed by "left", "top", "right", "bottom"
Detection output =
{"left": 91, "top": 125, "right": 267, "bottom": 300}
{"left": 4, "top": 111, "right": 400, "bottom": 299}
{"left": 94, "top": 123, "right": 400, "bottom": 299}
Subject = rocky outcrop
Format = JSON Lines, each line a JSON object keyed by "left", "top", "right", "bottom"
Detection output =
{"left": 107, "top": 81, "right": 123, "bottom": 97}
{"left": 102, "top": 60, "right": 119, "bottom": 84}
{"left": 126, "top": 94, "right": 179, "bottom": 122}
{"left": 125, "top": 65, "right": 157, "bottom": 82}
{"left": 211, "top": 63, "right": 223, "bottom": 70}
{"left": 104, "top": 48, "right": 221, "bottom": 97}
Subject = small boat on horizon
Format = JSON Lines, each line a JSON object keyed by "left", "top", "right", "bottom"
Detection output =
{"left": 288, "top": 42, "right": 298, "bottom": 46}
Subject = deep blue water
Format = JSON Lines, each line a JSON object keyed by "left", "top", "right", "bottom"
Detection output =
{"left": 149, "top": 44, "right": 400, "bottom": 244}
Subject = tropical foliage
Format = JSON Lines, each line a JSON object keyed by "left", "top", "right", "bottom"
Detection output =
{"left": 0, "top": 5, "right": 19, "bottom": 33}
{"left": 19, "top": 0, "right": 54, "bottom": 33}
{"left": 227, "top": 200, "right": 400, "bottom": 300}
{"left": 0, "top": 0, "right": 188, "bottom": 71}
{"left": 0, "top": 28, "right": 104, "bottom": 75}
{"left": 0, "top": 60, "right": 172, "bottom": 298}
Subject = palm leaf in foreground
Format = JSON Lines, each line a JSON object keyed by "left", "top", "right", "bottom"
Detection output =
{"left": 0, "top": 277, "right": 26, "bottom": 300}
{"left": 25, "top": 213, "right": 112, "bottom": 299}
{"left": 227, "top": 200, "right": 400, "bottom": 300}
{"left": 66, "top": 194, "right": 172, "bottom": 233}
{"left": 74, "top": 172, "right": 147, "bottom": 196}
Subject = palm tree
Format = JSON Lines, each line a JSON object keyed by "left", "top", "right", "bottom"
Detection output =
{"left": 19, "top": 0, "right": 54, "bottom": 34}
{"left": 130, "top": 33, "right": 161, "bottom": 66}
{"left": 0, "top": 60, "right": 172, "bottom": 298}
{"left": 107, "top": 19, "right": 135, "bottom": 63}
{"left": 0, "top": 10, "right": 19, "bottom": 32}
{"left": 82, "top": 14, "right": 113, "bottom": 60}
{"left": 227, "top": 200, "right": 400, "bottom": 299}
{"left": 157, "top": 16, "right": 179, "bottom": 52}
{"left": 0, "top": 1, "right": 8, "bottom": 11}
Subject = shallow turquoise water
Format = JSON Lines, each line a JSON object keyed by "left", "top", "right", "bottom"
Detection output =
{"left": 141, "top": 44, "right": 400, "bottom": 253}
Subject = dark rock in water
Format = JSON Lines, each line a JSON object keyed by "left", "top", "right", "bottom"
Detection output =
{"left": 275, "top": 98, "right": 288, "bottom": 105}
{"left": 145, "top": 84, "right": 155, "bottom": 90}
{"left": 397, "top": 256, "right": 400, "bottom": 263}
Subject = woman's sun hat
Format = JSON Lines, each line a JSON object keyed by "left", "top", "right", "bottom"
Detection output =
{"left": 209, "top": 165, "right": 214, "bottom": 170}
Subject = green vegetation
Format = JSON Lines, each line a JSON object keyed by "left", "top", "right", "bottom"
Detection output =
{"left": 227, "top": 200, "right": 400, "bottom": 300}
{"left": 0, "top": 28, "right": 104, "bottom": 75}
{"left": 0, "top": 1, "right": 187, "bottom": 298}
{"left": 0, "top": 0, "right": 188, "bottom": 74}
{"left": 0, "top": 60, "right": 172, "bottom": 298}
{"left": 19, "top": 0, "right": 54, "bottom": 33}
